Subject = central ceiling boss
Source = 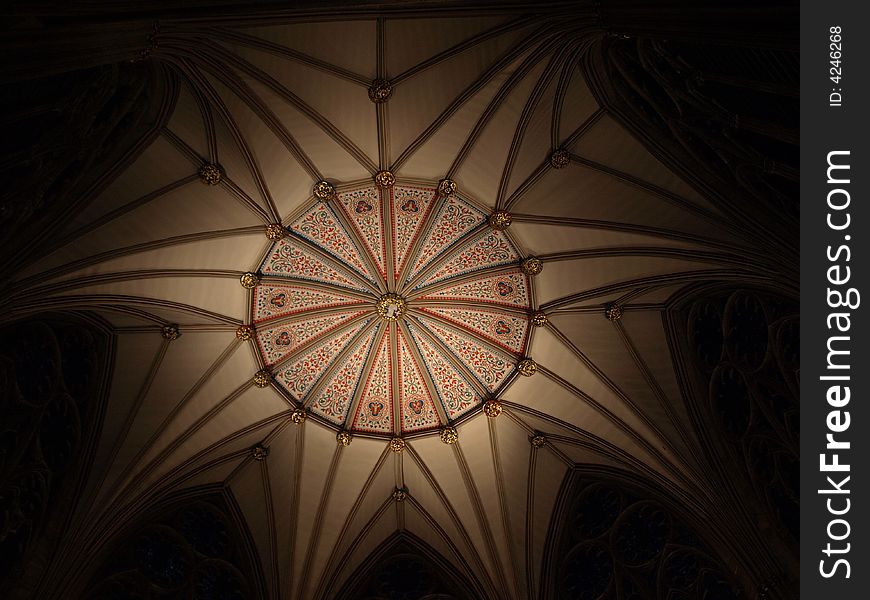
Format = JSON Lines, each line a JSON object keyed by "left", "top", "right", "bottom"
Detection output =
{"left": 237, "top": 175, "right": 546, "bottom": 444}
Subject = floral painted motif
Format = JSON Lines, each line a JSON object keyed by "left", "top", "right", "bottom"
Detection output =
{"left": 406, "top": 195, "right": 486, "bottom": 284}
{"left": 419, "top": 271, "right": 530, "bottom": 308}
{"left": 277, "top": 320, "right": 370, "bottom": 400}
{"left": 407, "top": 323, "right": 478, "bottom": 420}
{"left": 290, "top": 202, "right": 375, "bottom": 283}
{"left": 414, "top": 316, "right": 515, "bottom": 393}
{"left": 391, "top": 185, "right": 436, "bottom": 280}
{"left": 418, "top": 307, "right": 528, "bottom": 354}
{"left": 335, "top": 186, "right": 387, "bottom": 278}
{"left": 413, "top": 230, "right": 519, "bottom": 291}
{"left": 253, "top": 285, "right": 365, "bottom": 323}
{"left": 397, "top": 331, "right": 440, "bottom": 432}
{"left": 309, "top": 327, "right": 379, "bottom": 425}
{"left": 261, "top": 239, "right": 370, "bottom": 292}
{"left": 252, "top": 181, "right": 533, "bottom": 436}
{"left": 352, "top": 330, "right": 393, "bottom": 433}
{"left": 256, "top": 310, "right": 367, "bottom": 366}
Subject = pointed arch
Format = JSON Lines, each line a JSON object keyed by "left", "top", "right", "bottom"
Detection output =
{"left": 334, "top": 530, "right": 485, "bottom": 600}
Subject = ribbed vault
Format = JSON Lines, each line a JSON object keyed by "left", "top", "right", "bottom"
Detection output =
{"left": 0, "top": 3, "right": 796, "bottom": 599}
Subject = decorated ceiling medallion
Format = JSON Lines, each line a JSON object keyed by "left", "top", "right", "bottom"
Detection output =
{"left": 483, "top": 399, "right": 502, "bottom": 418}
{"left": 518, "top": 358, "right": 538, "bottom": 377}
{"left": 605, "top": 303, "right": 623, "bottom": 321}
{"left": 549, "top": 149, "right": 570, "bottom": 169}
{"left": 531, "top": 311, "right": 548, "bottom": 327}
{"left": 488, "top": 210, "right": 512, "bottom": 231}
{"left": 252, "top": 369, "right": 272, "bottom": 388}
{"left": 440, "top": 426, "right": 458, "bottom": 445}
{"left": 437, "top": 178, "right": 457, "bottom": 196}
{"left": 240, "top": 272, "right": 260, "bottom": 289}
{"left": 161, "top": 324, "right": 181, "bottom": 340}
{"left": 377, "top": 293, "right": 407, "bottom": 321}
{"left": 265, "top": 223, "right": 286, "bottom": 241}
{"left": 374, "top": 170, "right": 395, "bottom": 188}
{"left": 248, "top": 181, "right": 533, "bottom": 438}
{"left": 368, "top": 79, "right": 392, "bottom": 103}
{"left": 313, "top": 180, "right": 335, "bottom": 200}
{"left": 236, "top": 325, "right": 254, "bottom": 341}
{"left": 251, "top": 444, "right": 269, "bottom": 461}
{"left": 521, "top": 256, "right": 544, "bottom": 276}
{"left": 199, "top": 163, "right": 222, "bottom": 185}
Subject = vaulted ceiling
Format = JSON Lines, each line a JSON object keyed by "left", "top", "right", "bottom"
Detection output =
{"left": 2, "top": 3, "right": 798, "bottom": 599}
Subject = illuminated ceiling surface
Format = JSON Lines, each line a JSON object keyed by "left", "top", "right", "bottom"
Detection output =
{"left": 253, "top": 181, "right": 534, "bottom": 437}
{"left": 8, "top": 9, "right": 760, "bottom": 599}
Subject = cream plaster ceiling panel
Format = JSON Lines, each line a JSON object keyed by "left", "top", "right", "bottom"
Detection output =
{"left": 240, "top": 20, "right": 378, "bottom": 78}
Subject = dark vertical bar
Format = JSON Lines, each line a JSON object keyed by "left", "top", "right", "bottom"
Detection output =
{"left": 801, "top": 1, "right": 869, "bottom": 597}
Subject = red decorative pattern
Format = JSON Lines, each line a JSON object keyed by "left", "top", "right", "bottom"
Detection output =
{"left": 407, "top": 323, "right": 478, "bottom": 420}
{"left": 253, "top": 285, "right": 365, "bottom": 324}
{"left": 406, "top": 194, "right": 486, "bottom": 284}
{"left": 418, "top": 306, "right": 528, "bottom": 354}
{"left": 261, "top": 239, "right": 370, "bottom": 292}
{"left": 309, "top": 327, "right": 378, "bottom": 425}
{"left": 335, "top": 187, "right": 387, "bottom": 278}
{"left": 419, "top": 271, "right": 530, "bottom": 308}
{"left": 252, "top": 181, "right": 532, "bottom": 436}
{"left": 412, "top": 230, "right": 519, "bottom": 291}
{"left": 391, "top": 185, "right": 437, "bottom": 280}
{"left": 352, "top": 328, "right": 393, "bottom": 433}
{"left": 276, "top": 320, "right": 370, "bottom": 400}
{"left": 256, "top": 310, "right": 366, "bottom": 366}
{"left": 397, "top": 330, "right": 440, "bottom": 432}
{"left": 290, "top": 202, "right": 375, "bottom": 283}
{"left": 414, "top": 315, "right": 515, "bottom": 393}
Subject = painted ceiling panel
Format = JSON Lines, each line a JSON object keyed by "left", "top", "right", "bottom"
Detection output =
{"left": 11, "top": 9, "right": 777, "bottom": 598}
